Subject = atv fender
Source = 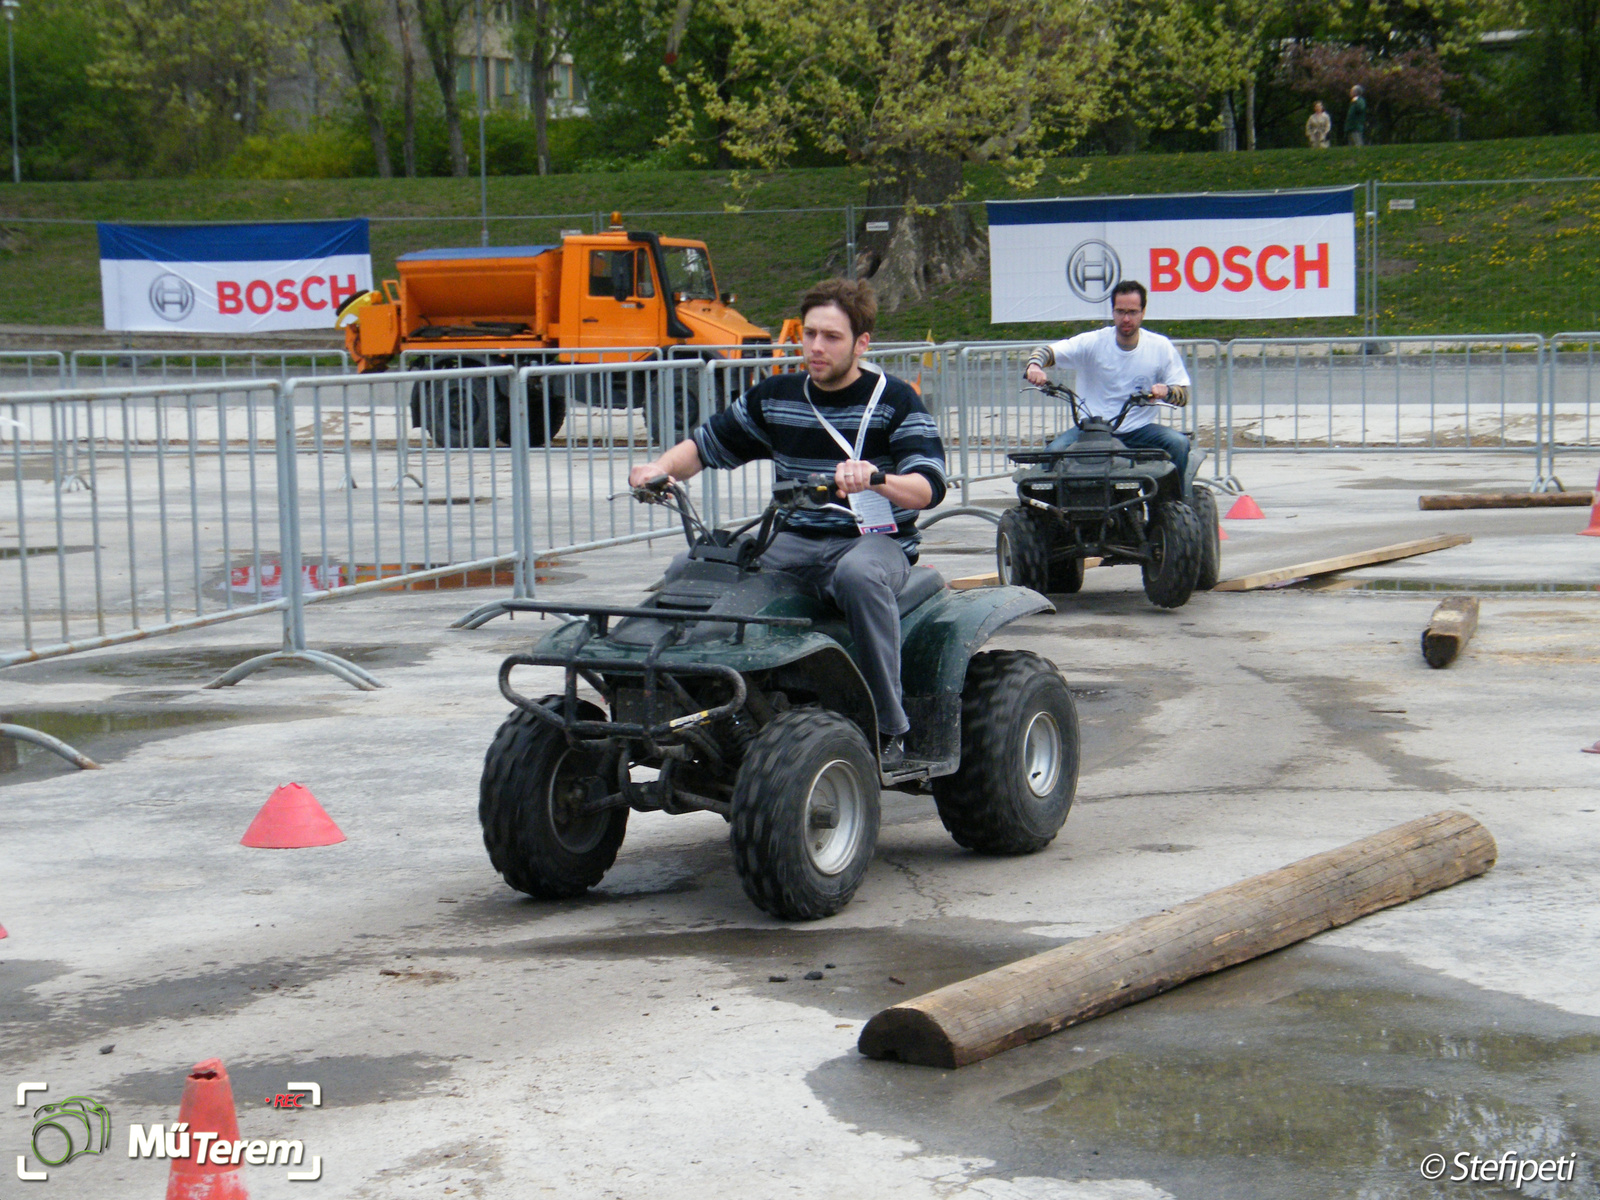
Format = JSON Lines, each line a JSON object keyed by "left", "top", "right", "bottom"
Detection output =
{"left": 897, "top": 584, "right": 1055, "bottom": 765}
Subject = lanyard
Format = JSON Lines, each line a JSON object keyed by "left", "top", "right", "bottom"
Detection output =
{"left": 805, "top": 362, "right": 887, "bottom": 461}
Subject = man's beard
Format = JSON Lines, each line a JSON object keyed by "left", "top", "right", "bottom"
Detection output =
{"left": 809, "top": 355, "right": 855, "bottom": 388}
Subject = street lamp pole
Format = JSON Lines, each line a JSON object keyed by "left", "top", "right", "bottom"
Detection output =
{"left": 2, "top": 0, "right": 19, "bottom": 185}
{"left": 475, "top": 0, "right": 488, "bottom": 246}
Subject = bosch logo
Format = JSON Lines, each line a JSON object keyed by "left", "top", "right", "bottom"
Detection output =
{"left": 148, "top": 274, "right": 195, "bottom": 321}
{"left": 1066, "top": 240, "right": 1122, "bottom": 304}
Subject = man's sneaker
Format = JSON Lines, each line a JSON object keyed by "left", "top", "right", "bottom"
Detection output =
{"left": 879, "top": 734, "right": 905, "bottom": 767}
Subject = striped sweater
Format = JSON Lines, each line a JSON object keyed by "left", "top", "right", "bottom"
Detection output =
{"left": 694, "top": 367, "right": 947, "bottom": 556}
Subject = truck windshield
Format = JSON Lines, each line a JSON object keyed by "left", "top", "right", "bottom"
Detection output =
{"left": 662, "top": 245, "right": 717, "bottom": 302}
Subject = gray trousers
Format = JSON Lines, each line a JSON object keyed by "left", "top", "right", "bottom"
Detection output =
{"left": 759, "top": 532, "right": 911, "bottom": 736}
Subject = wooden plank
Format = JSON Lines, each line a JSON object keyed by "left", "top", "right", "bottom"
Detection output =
{"left": 857, "top": 810, "right": 1495, "bottom": 1069}
{"left": 948, "top": 559, "right": 1102, "bottom": 591}
{"left": 1421, "top": 595, "right": 1480, "bottom": 668}
{"left": 1211, "top": 534, "right": 1471, "bottom": 592}
{"left": 1419, "top": 492, "right": 1591, "bottom": 510}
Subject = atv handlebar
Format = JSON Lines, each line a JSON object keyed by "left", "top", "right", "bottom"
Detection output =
{"left": 1029, "top": 381, "right": 1179, "bottom": 432}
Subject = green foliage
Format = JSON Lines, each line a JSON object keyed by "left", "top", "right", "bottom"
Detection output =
{"left": 217, "top": 128, "right": 371, "bottom": 179}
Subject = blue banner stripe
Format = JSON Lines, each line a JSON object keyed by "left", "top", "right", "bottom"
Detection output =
{"left": 986, "top": 189, "right": 1355, "bottom": 226}
{"left": 397, "top": 245, "right": 557, "bottom": 261}
{"left": 97, "top": 220, "right": 370, "bottom": 263}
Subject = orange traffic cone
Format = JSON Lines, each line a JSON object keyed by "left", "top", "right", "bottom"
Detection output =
{"left": 240, "top": 783, "right": 346, "bottom": 849}
{"left": 1225, "top": 494, "right": 1265, "bottom": 519}
{"left": 167, "top": 1059, "right": 249, "bottom": 1200}
{"left": 1579, "top": 470, "right": 1600, "bottom": 537}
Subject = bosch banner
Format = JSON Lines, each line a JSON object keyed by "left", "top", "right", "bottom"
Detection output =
{"left": 986, "top": 189, "right": 1357, "bottom": 322}
{"left": 98, "top": 220, "right": 373, "bottom": 333}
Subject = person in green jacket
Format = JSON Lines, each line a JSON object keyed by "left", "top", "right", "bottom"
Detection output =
{"left": 1345, "top": 85, "right": 1367, "bottom": 147}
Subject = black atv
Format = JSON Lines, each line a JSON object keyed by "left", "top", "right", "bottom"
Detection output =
{"left": 995, "top": 381, "right": 1219, "bottom": 608}
{"left": 479, "top": 473, "right": 1080, "bottom": 920}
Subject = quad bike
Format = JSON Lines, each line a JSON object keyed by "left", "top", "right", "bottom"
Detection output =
{"left": 479, "top": 474, "right": 1080, "bottom": 920}
{"left": 996, "top": 381, "right": 1220, "bottom": 608}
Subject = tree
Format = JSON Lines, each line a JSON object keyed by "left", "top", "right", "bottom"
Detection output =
{"left": 330, "top": 0, "right": 394, "bottom": 176}
{"left": 92, "top": 0, "right": 320, "bottom": 173}
{"left": 1528, "top": 0, "right": 1600, "bottom": 127}
{"left": 511, "top": 0, "right": 566, "bottom": 174}
{"left": 661, "top": 0, "right": 1109, "bottom": 311}
{"left": 395, "top": 0, "right": 420, "bottom": 175}
{"left": 416, "top": 0, "right": 474, "bottom": 175}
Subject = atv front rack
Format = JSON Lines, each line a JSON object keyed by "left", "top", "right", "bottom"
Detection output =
{"left": 498, "top": 600, "right": 812, "bottom": 746}
{"left": 1007, "top": 447, "right": 1173, "bottom": 466}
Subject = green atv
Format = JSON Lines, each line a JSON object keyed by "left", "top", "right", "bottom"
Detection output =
{"left": 479, "top": 474, "right": 1080, "bottom": 920}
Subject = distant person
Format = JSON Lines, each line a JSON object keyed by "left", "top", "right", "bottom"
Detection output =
{"left": 1345, "top": 85, "right": 1367, "bottom": 147}
{"left": 1023, "top": 280, "right": 1192, "bottom": 485}
{"left": 1306, "top": 100, "right": 1331, "bottom": 150}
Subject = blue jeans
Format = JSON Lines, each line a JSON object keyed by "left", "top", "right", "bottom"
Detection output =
{"left": 1046, "top": 422, "right": 1190, "bottom": 489}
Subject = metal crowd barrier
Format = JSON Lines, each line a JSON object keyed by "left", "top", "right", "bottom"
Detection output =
{"left": 0, "top": 351, "right": 68, "bottom": 394}
{"left": 70, "top": 348, "right": 348, "bottom": 385}
{"left": 1224, "top": 335, "right": 1549, "bottom": 489}
{"left": 2, "top": 378, "right": 288, "bottom": 679}
{"left": 1545, "top": 334, "right": 1600, "bottom": 490}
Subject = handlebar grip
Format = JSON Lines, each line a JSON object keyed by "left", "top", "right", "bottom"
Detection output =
{"left": 869, "top": 471, "right": 885, "bottom": 485}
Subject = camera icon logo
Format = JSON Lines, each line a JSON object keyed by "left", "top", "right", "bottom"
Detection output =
{"left": 31, "top": 1095, "right": 111, "bottom": 1167}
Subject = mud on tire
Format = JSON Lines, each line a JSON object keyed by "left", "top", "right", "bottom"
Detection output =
{"left": 932, "top": 650, "right": 1079, "bottom": 854}
{"left": 730, "top": 709, "right": 880, "bottom": 920}
{"left": 1141, "top": 499, "right": 1202, "bottom": 609}
{"left": 479, "top": 698, "right": 627, "bottom": 898}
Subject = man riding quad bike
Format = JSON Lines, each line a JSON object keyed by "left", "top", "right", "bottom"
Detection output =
{"left": 478, "top": 473, "right": 1081, "bottom": 920}
{"left": 995, "top": 381, "right": 1220, "bottom": 607}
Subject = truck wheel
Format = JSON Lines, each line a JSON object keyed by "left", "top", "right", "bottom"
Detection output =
{"left": 1141, "top": 499, "right": 1202, "bottom": 608}
{"left": 520, "top": 378, "right": 568, "bottom": 447}
{"left": 411, "top": 369, "right": 505, "bottom": 449}
{"left": 730, "top": 710, "right": 880, "bottom": 920}
{"left": 479, "top": 700, "right": 627, "bottom": 898}
{"left": 647, "top": 372, "right": 702, "bottom": 448}
{"left": 932, "top": 650, "right": 1078, "bottom": 854}
{"left": 996, "top": 507, "right": 1052, "bottom": 593}
{"left": 1193, "top": 486, "right": 1221, "bottom": 591}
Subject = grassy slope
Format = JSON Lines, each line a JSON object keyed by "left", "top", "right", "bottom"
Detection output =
{"left": 2, "top": 134, "right": 1599, "bottom": 340}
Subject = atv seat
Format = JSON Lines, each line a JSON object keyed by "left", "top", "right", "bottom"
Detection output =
{"left": 897, "top": 566, "right": 945, "bottom": 616}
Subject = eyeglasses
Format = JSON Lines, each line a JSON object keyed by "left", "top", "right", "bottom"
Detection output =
{"left": 1112, "top": 308, "right": 1142, "bottom": 317}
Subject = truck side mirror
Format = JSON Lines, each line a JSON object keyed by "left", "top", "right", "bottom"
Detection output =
{"left": 720, "top": 291, "right": 735, "bottom": 305}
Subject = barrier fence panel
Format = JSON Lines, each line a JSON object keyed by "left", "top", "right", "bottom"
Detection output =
{"left": 1, "top": 379, "right": 288, "bottom": 679}
{"left": 0, "top": 352, "right": 67, "bottom": 395}
{"left": 1546, "top": 334, "right": 1600, "bottom": 489}
{"left": 69, "top": 349, "right": 349, "bottom": 386}
{"left": 212, "top": 365, "right": 528, "bottom": 688}
{"left": 1223, "top": 335, "right": 1548, "bottom": 489}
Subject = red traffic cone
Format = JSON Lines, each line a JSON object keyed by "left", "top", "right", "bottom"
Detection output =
{"left": 1225, "top": 494, "right": 1265, "bottom": 519}
{"left": 1583, "top": 741, "right": 1600, "bottom": 755}
{"left": 1578, "top": 470, "right": 1600, "bottom": 537}
{"left": 0, "top": 923, "right": 7, "bottom": 939}
{"left": 240, "top": 783, "right": 346, "bottom": 849}
{"left": 167, "top": 1059, "right": 249, "bottom": 1200}
{"left": 1219, "top": 524, "right": 1229, "bottom": 540}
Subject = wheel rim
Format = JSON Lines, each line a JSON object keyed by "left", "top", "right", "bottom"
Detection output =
{"left": 1021, "top": 710, "right": 1063, "bottom": 797}
{"left": 545, "top": 747, "right": 608, "bottom": 854}
{"left": 803, "top": 758, "right": 867, "bottom": 875}
{"left": 997, "top": 529, "right": 1015, "bottom": 584}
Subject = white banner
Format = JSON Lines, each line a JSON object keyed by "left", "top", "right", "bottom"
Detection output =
{"left": 98, "top": 220, "right": 373, "bottom": 333}
{"left": 987, "top": 189, "right": 1357, "bottom": 322}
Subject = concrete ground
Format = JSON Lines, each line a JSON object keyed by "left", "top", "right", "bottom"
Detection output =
{"left": 3, "top": 450, "right": 1599, "bottom": 1200}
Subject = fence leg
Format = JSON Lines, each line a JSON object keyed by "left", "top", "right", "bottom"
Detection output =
{"left": 206, "top": 382, "right": 383, "bottom": 690}
{"left": 0, "top": 723, "right": 101, "bottom": 770}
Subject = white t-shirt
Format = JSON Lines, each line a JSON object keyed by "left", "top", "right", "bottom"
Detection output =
{"left": 1043, "top": 326, "right": 1191, "bottom": 432}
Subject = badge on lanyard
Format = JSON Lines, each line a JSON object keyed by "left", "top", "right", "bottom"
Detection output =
{"left": 808, "top": 366, "right": 899, "bottom": 536}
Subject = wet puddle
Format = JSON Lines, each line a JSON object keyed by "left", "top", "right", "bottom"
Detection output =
{"left": 1308, "top": 578, "right": 1600, "bottom": 594}
{"left": 0, "top": 707, "right": 243, "bottom": 776}
{"left": 810, "top": 943, "right": 1600, "bottom": 1199}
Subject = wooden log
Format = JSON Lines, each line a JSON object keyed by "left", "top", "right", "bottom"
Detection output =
{"left": 1211, "top": 533, "right": 1471, "bottom": 592}
{"left": 1419, "top": 491, "right": 1592, "bottom": 510}
{"left": 858, "top": 810, "right": 1495, "bottom": 1069}
{"left": 1421, "top": 596, "right": 1479, "bottom": 668}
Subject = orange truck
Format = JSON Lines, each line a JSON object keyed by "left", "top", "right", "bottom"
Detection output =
{"left": 337, "top": 215, "right": 776, "bottom": 447}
